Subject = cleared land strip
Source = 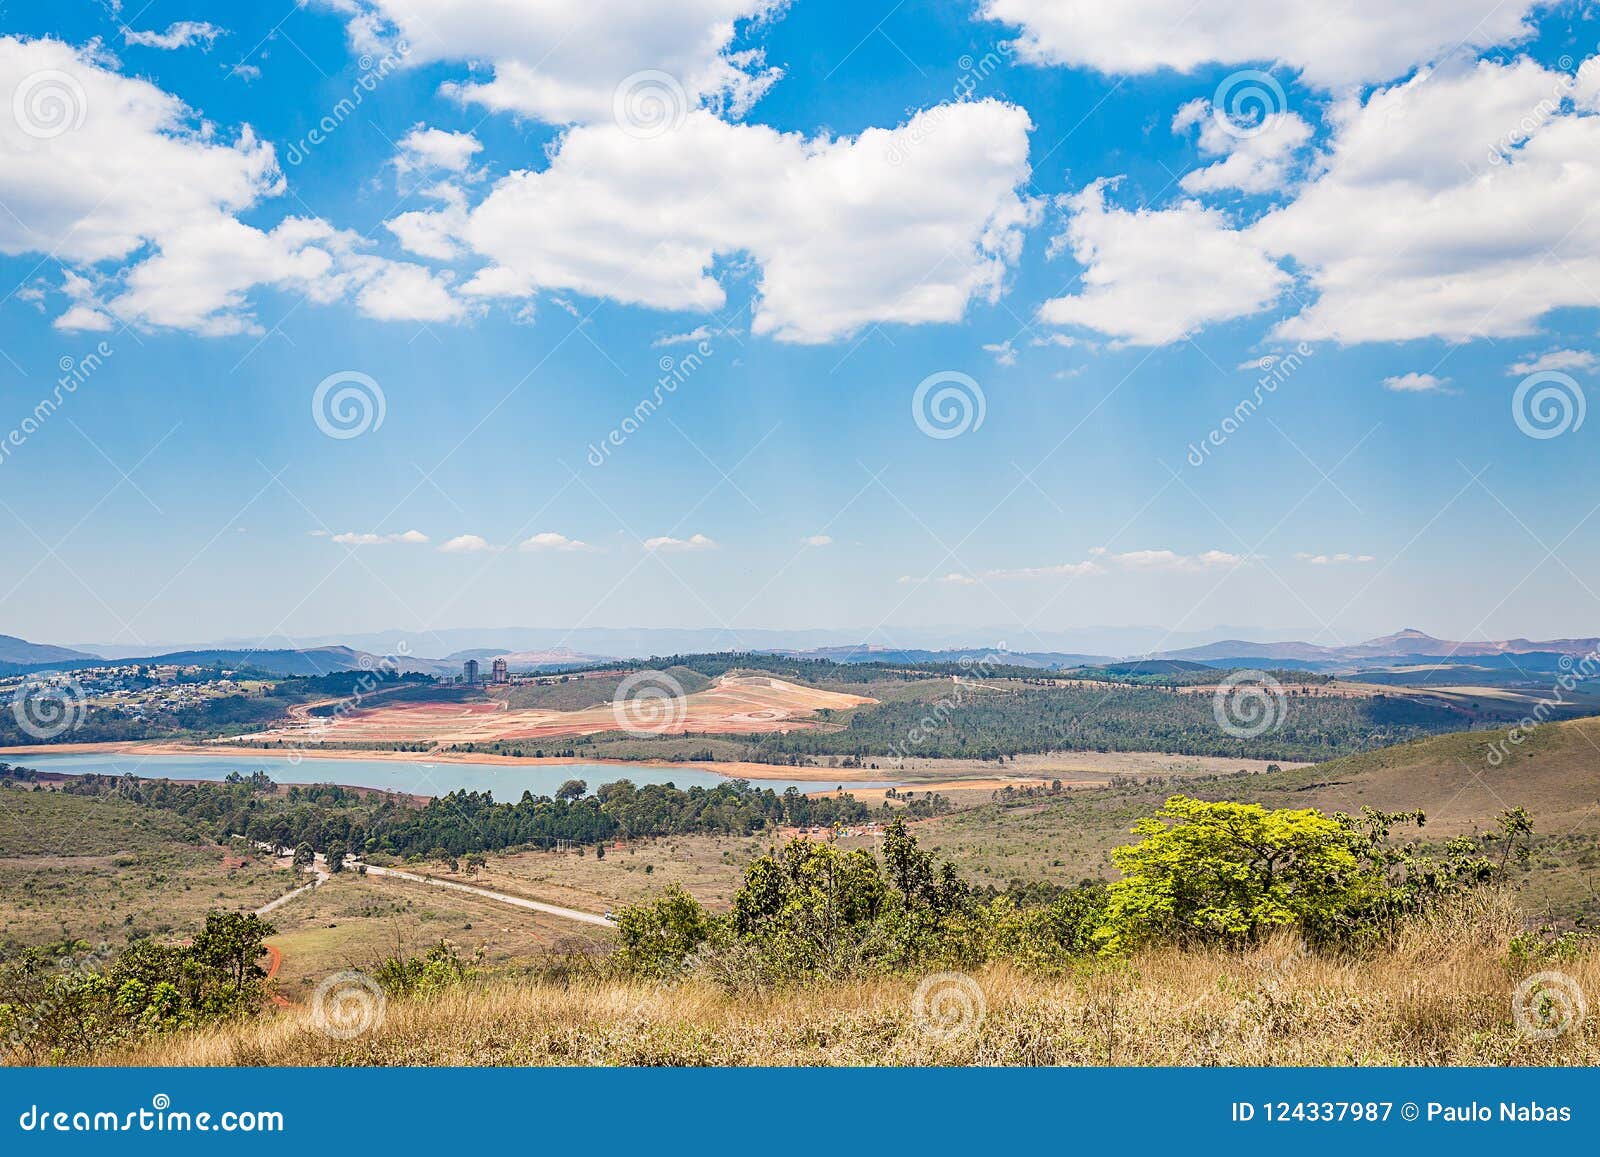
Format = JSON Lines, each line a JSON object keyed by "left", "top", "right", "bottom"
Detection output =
{"left": 358, "top": 863, "right": 614, "bottom": 927}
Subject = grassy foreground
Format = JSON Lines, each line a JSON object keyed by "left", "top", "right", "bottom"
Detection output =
{"left": 85, "top": 895, "right": 1595, "bottom": 1067}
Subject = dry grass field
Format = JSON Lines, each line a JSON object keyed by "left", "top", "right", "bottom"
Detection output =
{"left": 88, "top": 894, "right": 1598, "bottom": 1067}
{"left": 0, "top": 788, "right": 294, "bottom": 948}
{"left": 257, "top": 871, "right": 608, "bottom": 999}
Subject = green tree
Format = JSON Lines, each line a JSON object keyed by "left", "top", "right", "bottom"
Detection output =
{"left": 326, "top": 841, "right": 346, "bottom": 873}
{"left": 189, "top": 911, "right": 274, "bottom": 994}
{"left": 292, "top": 842, "right": 315, "bottom": 872}
{"left": 1098, "top": 796, "right": 1367, "bottom": 952}
{"left": 555, "top": 778, "right": 588, "bottom": 801}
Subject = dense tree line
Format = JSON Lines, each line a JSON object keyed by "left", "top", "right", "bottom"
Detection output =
{"left": 54, "top": 772, "right": 874, "bottom": 859}
{"left": 726, "top": 681, "right": 1482, "bottom": 762}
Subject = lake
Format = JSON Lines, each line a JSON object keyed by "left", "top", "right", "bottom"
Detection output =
{"left": 7, "top": 751, "right": 892, "bottom": 800}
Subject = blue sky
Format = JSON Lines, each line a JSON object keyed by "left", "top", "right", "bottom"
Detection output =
{"left": 2, "top": 1, "right": 1599, "bottom": 654}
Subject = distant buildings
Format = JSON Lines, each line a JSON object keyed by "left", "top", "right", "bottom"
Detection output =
{"left": 490, "top": 657, "right": 508, "bottom": 684}
{"left": 462, "top": 659, "right": 480, "bottom": 685}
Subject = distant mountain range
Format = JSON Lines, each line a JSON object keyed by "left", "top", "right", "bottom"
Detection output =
{"left": 7, "top": 627, "right": 1595, "bottom": 680}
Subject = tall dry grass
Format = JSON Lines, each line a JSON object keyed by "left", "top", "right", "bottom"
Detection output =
{"left": 64, "top": 892, "right": 1600, "bottom": 1067}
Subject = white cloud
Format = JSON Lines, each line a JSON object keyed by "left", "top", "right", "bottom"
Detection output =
{"left": 981, "top": 548, "right": 1243, "bottom": 579}
{"left": 519, "top": 532, "right": 596, "bottom": 552}
{"left": 982, "top": 340, "right": 1018, "bottom": 366}
{"left": 1508, "top": 349, "right": 1599, "bottom": 375}
{"left": 1046, "top": 56, "right": 1600, "bottom": 349}
{"left": 325, "top": 0, "right": 784, "bottom": 126}
{"left": 802, "top": 534, "right": 833, "bottom": 547}
{"left": 1102, "top": 548, "right": 1245, "bottom": 572}
{"left": 984, "top": 560, "right": 1104, "bottom": 580}
{"left": 644, "top": 533, "right": 718, "bottom": 552}
{"left": 331, "top": 529, "right": 430, "bottom": 545}
{"left": 393, "top": 101, "right": 1037, "bottom": 343}
{"left": 936, "top": 572, "right": 978, "bottom": 586}
{"left": 1295, "top": 552, "right": 1375, "bottom": 564}
{"left": 123, "top": 22, "right": 225, "bottom": 51}
{"left": 393, "top": 124, "right": 482, "bottom": 179}
{"left": 653, "top": 325, "right": 715, "bottom": 347}
{"left": 1172, "top": 98, "right": 1311, "bottom": 195}
{"left": 1038, "top": 180, "right": 1288, "bottom": 345}
{"left": 439, "top": 534, "right": 498, "bottom": 553}
{"left": 0, "top": 36, "right": 463, "bottom": 334}
{"left": 980, "top": 0, "right": 1542, "bottom": 88}
{"left": 1382, "top": 372, "right": 1450, "bottom": 393}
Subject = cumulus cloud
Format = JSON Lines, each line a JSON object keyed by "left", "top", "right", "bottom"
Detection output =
{"left": 1172, "top": 98, "right": 1311, "bottom": 195}
{"left": 1045, "top": 55, "right": 1600, "bottom": 349}
{"left": 980, "top": 0, "right": 1542, "bottom": 88}
{"left": 439, "top": 534, "right": 498, "bottom": 553}
{"left": 323, "top": 0, "right": 784, "bottom": 125}
{"left": 393, "top": 124, "right": 482, "bottom": 179}
{"left": 123, "top": 22, "right": 225, "bottom": 51}
{"left": 802, "top": 534, "right": 833, "bottom": 547}
{"left": 1507, "top": 349, "right": 1599, "bottom": 375}
{"left": 0, "top": 36, "right": 464, "bottom": 334}
{"left": 1382, "top": 372, "right": 1450, "bottom": 393}
{"left": 389, "top": 102, "right": 1037, "bottom": 343}
{"left": 653, "top": 326, "right": 715, "bottom": 347}
{"left": 644, "top": 533, "right": 718, "bottom": 552}
{"left": 331, "top": 529, "right": 430, "bottom": 545}
{"left": 519, "top": 532, "right": 596, "bottom": 552}
{"left": 1037, "top": 180, "right": 1288, "bottom": 345}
